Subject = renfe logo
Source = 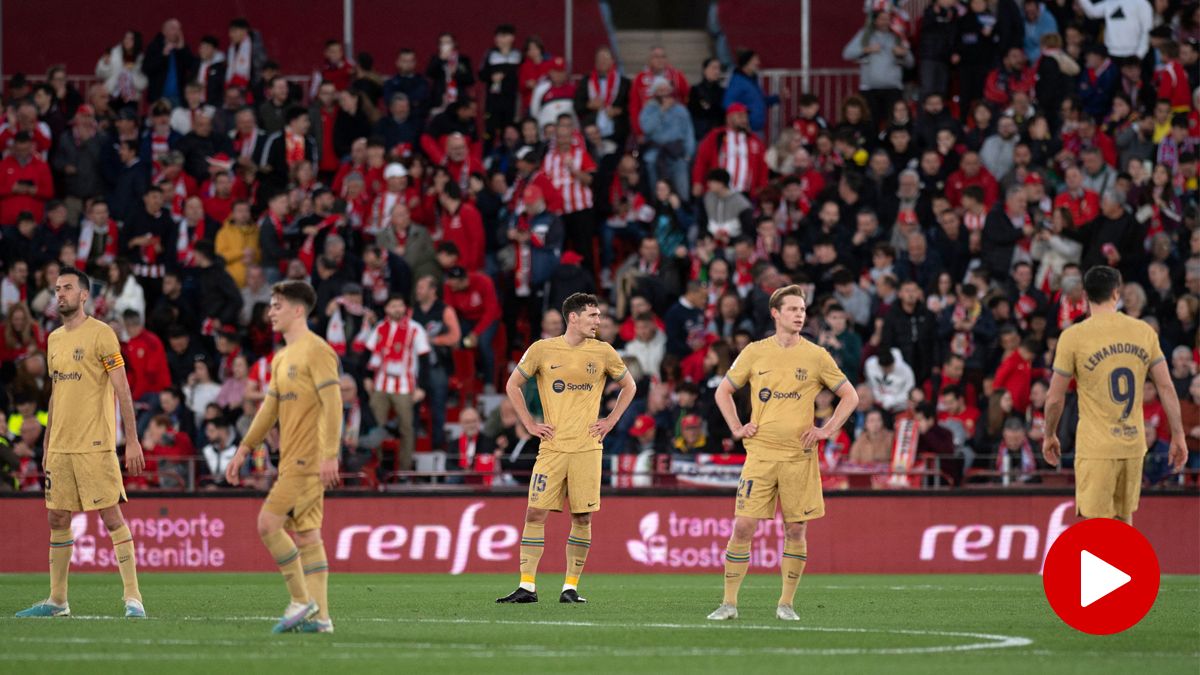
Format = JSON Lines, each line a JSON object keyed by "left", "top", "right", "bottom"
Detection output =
{"left": 626, "top": 511, "right": 783, "bottom": 569}
{"left": 918, "top": 500, "right": 1074, "bottom": 569}
{"left": 334, "top": 502, "right": 519, "bottom": 574}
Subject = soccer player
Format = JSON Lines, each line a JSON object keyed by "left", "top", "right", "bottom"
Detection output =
{"left": 707, "top": 285, "right": 859, "bottom": 621}
{"left": 496, "top": 293, "right": 637, "bottom": 604}
{"left": 225, "top": 280, "right": 343, "bottom": 633}
{"left": 15, "top": 267, "right": 148, "bottom": 618}
{"left": 1043, "top": 266, "right": 1188, "bottom": 523}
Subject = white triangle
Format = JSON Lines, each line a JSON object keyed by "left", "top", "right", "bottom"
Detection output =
{"left": 1080, "top": 550, "right": 1132, "bottom": 608}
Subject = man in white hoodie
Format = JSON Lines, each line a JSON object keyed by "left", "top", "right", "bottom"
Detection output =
{"left": 864, "top": 347, "right": 916, "bottom": 414}
{"left": 1078, "top": 0, "right": 1153, "bottom": 59}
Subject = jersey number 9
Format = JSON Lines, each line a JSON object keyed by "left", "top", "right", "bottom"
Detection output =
{"left": 1109, "top": 367, "right": 1135, "bottom": 422}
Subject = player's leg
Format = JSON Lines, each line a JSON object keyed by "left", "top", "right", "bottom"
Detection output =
{"left": 258, "top": 492, "right": 315, "bottom": 632}
{"left": 1114, "top": 456, "right": 1144, "bottom": 526}
{"left": 776, "top": 457, "right": 822, "bottom": 620}
{"left": 18, "top": 453, "right": 81, "bottom": 617}
{"left": 98, "top": 505, "right": 145, "bottom": 617}
{"left": 1074, "top": 458, "right": 1119, "bottom": 520}
{"left": 709, "top": 458, "right": 777, "bottom": 619}
{"left": 294, "top": 527, "right": 333, "bottom": 633}
{"left": 498, "top": 452, "right": 564, "bottom": 603}
{"left": 560, "top": 450, "right": 602, "bottom": 603}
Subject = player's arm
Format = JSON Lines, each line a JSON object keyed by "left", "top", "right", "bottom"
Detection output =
{"left": 313, "top": 349, "right": 344, "bottom": 488}
{"left": 506, "top": 368, "right": 553, "bottom": 440}
{"left": 589, "top": 370, "right": 636, "bottom": 441}
{"left": 1149, "top": 359, "right": 1189, "bottom": 472}
{"left": 96, "top": 329, "right": 144, "bottom": 476}
{"left": 227, "top": 387, "right": 279, "bottom": 485}
{"left": 801, "top": 380, "right": 859, "bottom": 447}
{"left": 1042, "top": 371, "right": 1071, "bottom": 467}
{"left": 715, "top": 376, "right": 757, "bottom": 440}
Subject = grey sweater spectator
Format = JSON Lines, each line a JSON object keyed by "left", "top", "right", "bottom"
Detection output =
{"left": 842, "top": 17, "right": 914, "bottom": 90}
{"left": 53, "top": 112, "right": 107, "bottom": 204}
{"left": 375, "top": 203, "right": 437, "bottom": 283}
{"left": 979, "top": 116, "right": 1020, "bottom": 180}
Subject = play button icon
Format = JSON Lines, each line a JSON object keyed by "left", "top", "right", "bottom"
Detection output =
{"left": 1079, "top": 550, "right": 1131, "bottom": 607}
{"left": 1043, "top": 519, "right": 1161, "bottom": 635}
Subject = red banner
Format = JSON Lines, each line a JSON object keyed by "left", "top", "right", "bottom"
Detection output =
{"left": 0, "top": 495, "right": 1196, "bottom": 574}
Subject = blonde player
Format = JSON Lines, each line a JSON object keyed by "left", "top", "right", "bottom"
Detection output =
{"left": 1043, "top": 266, "right": 1188, "bottom": 523}
{"left": 15, "top": 268, "right": 148, "bottom": 619}
{"left": 708, "top": 285, "right": 858, "bottom": 621}
{"left": 496, "top": 293, "right": 637, "bottom": 604}
{"left": 226, "top": 280, "right": 343, "bottom": 633}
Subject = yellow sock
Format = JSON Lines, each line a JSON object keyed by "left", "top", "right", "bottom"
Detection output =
{"left": 108, "top": 524, "right": 141, "bottom": 603}
{"left": 49, "top": 528, "right": 73, "bottom": 605}
{"left": 723, "top": 542, "right": 752, "bottom": 606}
{"left": 262, "top": 530, "right": 309, "bottom": 604}
{"left": 519, "top": 522, "right": 546, "bottom": 591}
{"left": 779, "top": 540, "right": 808, "bottom": 607}
{"left": 564, "top": 523, "right": 591, "bottom": 591}
{"left": 299, "top": 540, "right": 330, "bottom": 620}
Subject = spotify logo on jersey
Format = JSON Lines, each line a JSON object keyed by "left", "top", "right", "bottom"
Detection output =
{"left": 553, "top": 380, "right": 567, "bottom": 393}
{"left": 758, "top": 388, "right": 772, "bottom": 402}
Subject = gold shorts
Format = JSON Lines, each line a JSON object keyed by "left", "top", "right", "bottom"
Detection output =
{"left": 734, "top": 455, "right": 824, "bottom": 522}
{"left": 44, "top": 451, "right": 128, "bottom": 512}
{"left": 263, "top": 473, "right": 325, "bottom": 532}
{"left": 527, "top": 449, "right": 602, "bottom": 513}
{"left": 1074, "top": 456, "right": 1144, "bottom": 519}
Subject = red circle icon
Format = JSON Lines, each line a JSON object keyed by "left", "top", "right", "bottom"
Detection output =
{"left": 1042, "top": 519, "right": 1161, "bottom": 635}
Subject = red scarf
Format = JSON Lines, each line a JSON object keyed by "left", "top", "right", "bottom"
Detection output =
{"left": 77, "top": 217, "right": 120, "bottom": 269}
{"left": 457, "top": 433, "right": 478, "bottom": 469}
{"left": 1055, "top": 293, "right": 1089, "bottom": 330}
{"left": 588, "top": 67, "right": 619, "bottom": 108}
{"left": 285, "top": 130, "right": 305, "bottom": 167}
{"left": 443, "top": 52, "right": 460, "bottom": 104}
{"left": 177, "top": 217, "right": 209, "bottom": 265}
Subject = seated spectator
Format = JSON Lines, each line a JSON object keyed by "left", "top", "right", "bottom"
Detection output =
{"left": 140, "top": 414, "right": 195, "bottom": 489}
{"left": 864, "top": 347, "right": 915, "bottom": 414}
{"left": 0, "top": 302, "right": 46, "bottom": 364}
{"left": 849, "top": 408, "right": 893, "bottom": 464}
{"left": 984, "top": 47, "right": 1035, "bottom": 108}
{"left": 199, "top": 418, "right": 240, "bottom": 487}
{"left": 622, "top": 312, "right": 667, "bottom": 380}
{"left": 0, "top": 132, "right": 55, "bottom": 226}
{"left": 996, "top": 416, "right": 1042, "bottom": 483}
{"left": 672, "top": 413, "right": 708, "bottom": 454}
{"left": 451, "top": 407, "right": 497, "bottom": 485}
{"left": 913, "top": 402, "right": 961, "bottom": 485}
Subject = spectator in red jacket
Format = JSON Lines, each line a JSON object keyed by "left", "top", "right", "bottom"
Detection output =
{"left": 444, "top": 264, "right": 500, "bottom": 389}
{"left": 984, "top": 47, "right": 1035, "bottom": 108}
{"left": 122, "top": 308, "right": 171, "bottom": 404}
{"left": 0, "top": 132, "right": 55, "bottom": 225}
{"left": 438, "top": 182, "right": 484, "bottom": 272}
{"left": 311, "top": 39, "right": 356, "bottom": 94}
{"left": 993, "top": 338, "right": 1038, "bottom": 414}
{"left": 1154, "top": 41, "right": 1191, "bottom": 112}
{"left": 944, "top": 151, "right": 999, "bottom": 209}
{"left": 629, "top": 46, "right": 691, "bottom": 139}
{"left": 1052, "top": 166, "right": 1100, "bottom": 227}
{"left": 691, "top": 103, "right": 768, "bottom": 197}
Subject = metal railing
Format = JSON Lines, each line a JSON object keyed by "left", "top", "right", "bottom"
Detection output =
{"left": 760, "top": 67, "right": 861, "bottom": 142}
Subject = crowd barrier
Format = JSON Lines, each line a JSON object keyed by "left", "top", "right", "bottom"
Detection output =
{"left": 1, "top": 493, "right": 1196, "bottom": 574}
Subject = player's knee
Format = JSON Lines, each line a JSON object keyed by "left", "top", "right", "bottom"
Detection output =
{"left": 525, "top": 507, "right": 549, "bottom": 524}
{"left": 99, "top": 507, "right": 125, "bottom": 532}
{"left": 731, "top": 517, "right": 757, "bottom": 542}
{"left": 785, "top": 522, "right": 807, "bottom": 543}
{"left": 257, "top": 514, "right": 281, "bottom": 539}
{"left": 293, "top": 529, "right": 320, "bottom": 547}
{"left": 47, "top": 510, "right": 72, "bottom": 530}
{"left": 571, "top": 512, "right": 592, "bottom": 527}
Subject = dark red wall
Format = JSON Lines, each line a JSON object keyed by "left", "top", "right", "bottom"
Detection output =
{"left": 2, "top": 1, "right": 608, "bottom": 77}
{"left": 719, "top": 0, "right": 864, "bottom": 69}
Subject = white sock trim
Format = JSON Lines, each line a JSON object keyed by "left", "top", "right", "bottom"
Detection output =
{"left": 519, "top": 581, "right": 536, "bottom": 592}
{"left": 562, "top": 583, "right": 577, "bottom": 592}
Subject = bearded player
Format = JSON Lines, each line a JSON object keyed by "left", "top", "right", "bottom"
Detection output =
{"left": 226, "top": 280, "right": 343, "bottom": 633}
{"left": 496, "top": 293, "right": 637, "bottom": 604}
{"left": 1043, "top": 266, "right": 1188, "bottom": 523}
{"left": 707, "top": 285, "right": 858, "bottom": 621}
{"left": 15, "top": 267, "right": 148, "bottom": 618}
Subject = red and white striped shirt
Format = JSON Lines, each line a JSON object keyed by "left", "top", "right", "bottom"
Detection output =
{"left": 543, "top": 146, "right": 596, "bottom": 214}
{"left": 365, "top": 318, "right": 430, "bottom": 395}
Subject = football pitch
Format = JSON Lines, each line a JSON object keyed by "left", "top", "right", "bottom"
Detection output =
{"left": 1, "top": 573, "right": 1196, "bottom": 674}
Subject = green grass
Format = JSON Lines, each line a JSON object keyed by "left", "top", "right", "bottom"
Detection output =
{"left": 0, "top": 573, "right": 1197, "bottom": 674}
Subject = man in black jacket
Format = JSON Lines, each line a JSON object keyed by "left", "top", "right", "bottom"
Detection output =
{"left": 191, "top": 241, "right": 243, "bottom": 330}
{"left": 574, "top": 46, "right": 631, "bottom": 149}
{"left": 177, "top": 113, "right": 234, "bottom": 182}
{"left": 981, "top": 185, "right": 1030, "bottom": 281}
{"left": 918, "top": 0, "right": 960, "bottom": 98}
{"left": 259, "top": 106, "right": 317, "bottom": 193}
{"left": 881, "top": 280, "right": 938, "bottom": 384}
{"left": 1067, "top": 189, "right": 1146, "bottom": 284}
{"left": 122, "top": 187, "right": 177, "bottom": 305}
{"left": 478, "top": 25, "right": 522, "bottom": 145}
{"left": 143, "top": 19, "right": 195, "bottom": 105}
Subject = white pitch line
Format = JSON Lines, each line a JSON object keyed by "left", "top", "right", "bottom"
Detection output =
{"left": 0, "top": 617, "right": 1033, "bottom": 656}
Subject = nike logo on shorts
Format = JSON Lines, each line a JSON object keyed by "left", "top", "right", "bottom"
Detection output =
{"left": 587, "top": 502, "right": 598, "bottom": 507}
{"left": 758, "top": 370, "right": 771, "bottom": 375}
{"left": 803, "top": 508, "right": 817, "bottom": 515}
{"left": 92, "top": 498, "right": 104, "bottom": 504}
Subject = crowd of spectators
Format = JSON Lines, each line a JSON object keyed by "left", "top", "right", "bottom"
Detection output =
{"left": 0, "top": 3, "right": 1198, "bottom": 492}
